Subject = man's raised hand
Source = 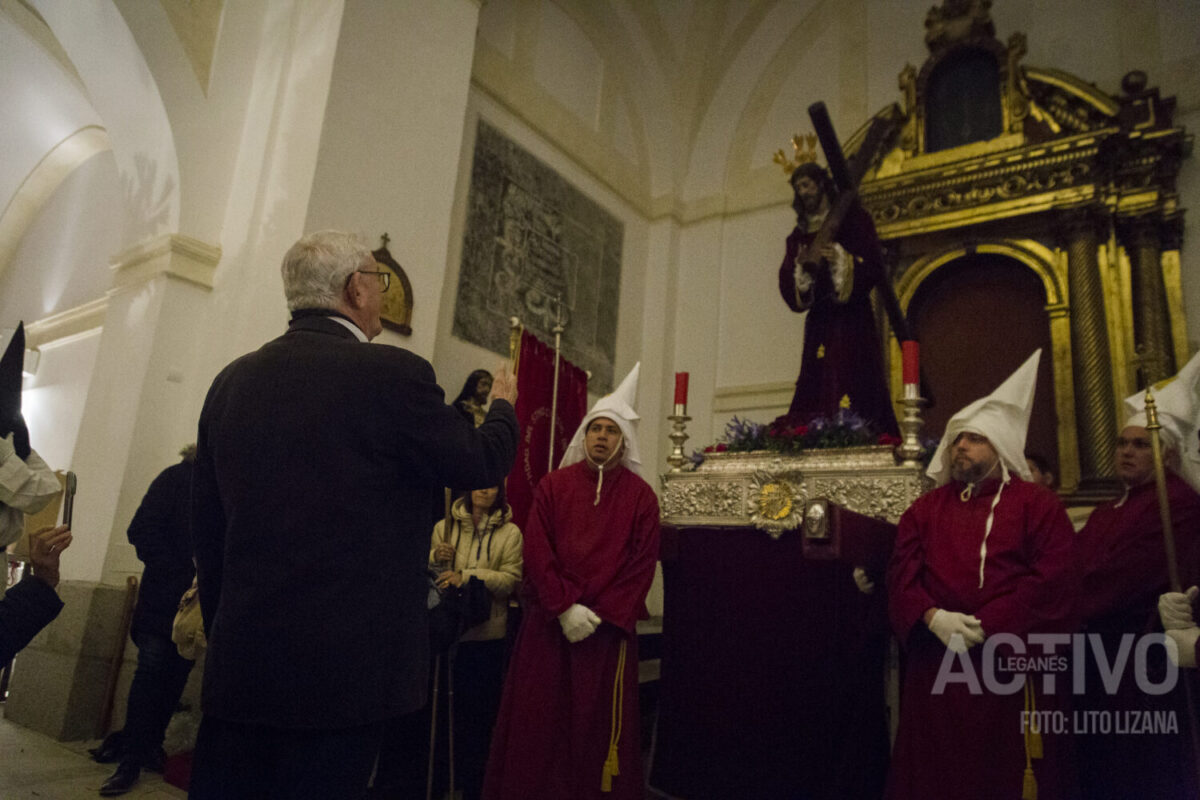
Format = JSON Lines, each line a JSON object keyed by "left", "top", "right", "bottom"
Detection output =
{"left": 489, "top": 364, "right": 518, "bottom": 406}
{"left": 30, "top": 524, "right": 72, "bottom": 589}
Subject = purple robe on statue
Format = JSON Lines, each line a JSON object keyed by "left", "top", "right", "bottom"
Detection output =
{"left": 777, "top": 205, "right": 898, "bottom": 435}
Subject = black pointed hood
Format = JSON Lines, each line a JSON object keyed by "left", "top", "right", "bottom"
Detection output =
{"left": 0, "top": 322, "right": 23, "bottom": 437}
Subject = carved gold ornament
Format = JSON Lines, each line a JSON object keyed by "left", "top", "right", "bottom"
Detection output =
{"left": 747, "top": 471, "right": 805, "bottom": 538}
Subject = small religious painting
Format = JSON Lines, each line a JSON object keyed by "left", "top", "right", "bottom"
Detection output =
{"left": 372, "top": 237, "right": 414, "bottom": 335}
{"left": 452, "top": 120, "right": 623, "bottom": 392}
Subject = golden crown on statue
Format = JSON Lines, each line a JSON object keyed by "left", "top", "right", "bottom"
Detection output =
{"left": 773, "top": 133, "right": 820, "bottom": 174}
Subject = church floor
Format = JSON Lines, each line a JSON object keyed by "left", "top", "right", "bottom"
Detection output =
{"left": 0, "top": 710, "right": 186, "bottom": 799}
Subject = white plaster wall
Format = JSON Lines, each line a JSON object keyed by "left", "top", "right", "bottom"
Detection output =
{"left": 51, "top": 0, "right": 349, "bottom": 584}
{"left": 0, "top": 151, "right": 126, "bottom": 325}
{"left": 303, "top": 0, "right": 481, "bottom": 362}
{"left": 20, "top": 329, "right": 102, "bottom": 473}
{"left": 669, "top": 218, "right": 725, "bottom": 451}
{"left": 716, "top": 205, "right": 807, "bottom": 391}
{"left": 112, "top": 0, "right": 263, "bottom": 246}
{"left": 28, "top": 0, "right": 179, "bottom": 248}
{"left": 864, "top": 1, "right": 927, "bottom": 115}
{"left": 0, "top": 12, "right": 103, "bottom": 221}
{"left": 189, "top": 0, "right": 347, "bottom": 389}
{"left": 100, "top": 275, "right": 223, "bottom": 584}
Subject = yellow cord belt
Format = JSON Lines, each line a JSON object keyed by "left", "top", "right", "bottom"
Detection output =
{"left": 1023, "top": 680, "right": 1043, "bottom": 800}
{"left": 601, "top": 638, "right": 628, "bottom": 792}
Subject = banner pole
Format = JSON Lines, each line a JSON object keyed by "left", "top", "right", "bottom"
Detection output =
{"left": 548, "top": 296, "right": 565, "bottom": 472}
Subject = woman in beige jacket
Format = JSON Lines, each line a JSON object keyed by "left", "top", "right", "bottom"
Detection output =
{"left": 428, "top": 485, "right": 522, "bottom": 800}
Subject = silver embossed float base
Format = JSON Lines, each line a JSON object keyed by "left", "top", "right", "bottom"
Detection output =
{"left": 660, "top": 446, "right": 932, "bottom": 531}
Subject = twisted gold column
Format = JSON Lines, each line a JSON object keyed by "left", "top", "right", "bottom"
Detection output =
{"left": 1123, "top": 216, "right": 1175, "bottom": 386}
{"left": 1063, "top": 209, "right": 1117, "bottom": 481}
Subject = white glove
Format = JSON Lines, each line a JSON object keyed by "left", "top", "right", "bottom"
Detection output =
{"left": 928, "top": 609, "right": 985, "bottom": 653}
{"left": 1159, "top": 587, "right": 1199, "bottom": 631}
{"left": 1166, "top": 627, "right": 1200, "bottom": 668}
{"left": 558, "top": 603, "right": 601, "bottom": 643}
{"left": 852, "top": 567, "right": 875, "bottom": 595}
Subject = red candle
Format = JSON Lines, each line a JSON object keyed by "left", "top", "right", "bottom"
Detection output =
{"left": 902, "top": 341, "right": 919, "bottom": 385}
{"left": 674, "top": 372, "right": 689, "bottom": 405}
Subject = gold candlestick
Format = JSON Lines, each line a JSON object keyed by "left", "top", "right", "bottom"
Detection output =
{"left": 667, "top": 408, "right": 691, "bottom": 472}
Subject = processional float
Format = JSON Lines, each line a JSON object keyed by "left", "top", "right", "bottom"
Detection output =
{"left": 652, "top": 104, "right": 931, "bottom": 800}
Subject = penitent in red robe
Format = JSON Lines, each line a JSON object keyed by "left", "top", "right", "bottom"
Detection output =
{"left": 1073, "top": 472, "right": 1200, "bottom": 800}
{"left": 483, "top": 460, "right": 660, "bottom": 800}
{"left": 886, "top": 477, "right": 1079, "bottom": 800}
{"left": 776, "top": 205, "right": 898, "bottom": 435}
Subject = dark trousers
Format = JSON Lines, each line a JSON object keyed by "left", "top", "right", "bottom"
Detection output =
{"left": 373, "top": 639, "right": 506, "bottom": 800}
{"left": 122, "top": 630, "right": 194, "bottom": 765}
{"left": 189, "top": 715, "right": 386, "bottom": 800}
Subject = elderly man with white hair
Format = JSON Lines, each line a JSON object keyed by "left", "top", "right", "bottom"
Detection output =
{"left": 886, "top": 350, "right": 1079, "bottom": 800}
{"left": 484, "top": 363, "right": 660, "bottom": 800}
{"left": 189, "top": 230, "right": 518, "bottom": 799}
{"left": 1075, "top": 351, "right": 1200, "bottom": 800}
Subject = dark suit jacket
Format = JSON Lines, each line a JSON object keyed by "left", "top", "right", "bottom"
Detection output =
{"left": 127, "top": 460, "right": 195, "bottom": 641}
{"left": 191, "top": 315, "right": 517, "bottom": 729}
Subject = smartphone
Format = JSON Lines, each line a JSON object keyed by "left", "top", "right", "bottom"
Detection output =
{"left": 62, "top": 472, "right": 77, "bottom": 529}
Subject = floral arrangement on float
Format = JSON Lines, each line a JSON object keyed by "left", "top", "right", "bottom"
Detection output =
{"left": 691, "top": 409, "right": 921, "bottom": 468}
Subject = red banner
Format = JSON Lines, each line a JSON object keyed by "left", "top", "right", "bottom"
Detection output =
{"left": 508, "top": 331, "right": 588, "bottom": 532}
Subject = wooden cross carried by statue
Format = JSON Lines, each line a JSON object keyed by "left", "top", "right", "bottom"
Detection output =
{"left": 800, "top": 102, "right": 911, "bottom": 344}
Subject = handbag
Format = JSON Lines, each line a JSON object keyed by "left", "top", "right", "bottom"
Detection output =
{"left": 428, "top": 573, "right": 493, "bottom": 652}
{"left": 171, "top": 577, "right": 206, "bottom": 660}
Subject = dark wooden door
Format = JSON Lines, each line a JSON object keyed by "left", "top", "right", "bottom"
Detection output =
{"left": 909, "top": 254, "right": 1058, "bottom": 476}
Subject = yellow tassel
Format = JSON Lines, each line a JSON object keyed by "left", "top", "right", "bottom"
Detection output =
{"left": 1025, "top": 683, "right": 1043, "bottom": 759}
{"left": 1028, "top": 724, "right": 1043, "bottom": 759}
{"left": 601, "top": 639, "right": 627, "bottom": 792}
{"left": 601, "top": 742, "right": 619, "bottom": 792}
{"left": 1022, "top": 766, "right": 1038, "bottom": 800}
{"left": 1021, "top": 683, "right": 1040, "bottom": 799}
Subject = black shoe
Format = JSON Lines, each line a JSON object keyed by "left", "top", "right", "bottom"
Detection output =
{"left": 88, "top": 731, "right": 125, "bottom": 764}
{"left": 142, "top": 747, "right": 167, "bottom": 773}
{"left": 99, "top": 762, "right": 141, "bottom": 796}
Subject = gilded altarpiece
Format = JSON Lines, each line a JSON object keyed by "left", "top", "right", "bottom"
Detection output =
{"left": 839, "top": 6, "right": 1194, "bottom": 496}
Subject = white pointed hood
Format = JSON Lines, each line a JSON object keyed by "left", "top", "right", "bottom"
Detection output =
{"left": 1123, "top": 350, "right": 1200, "bottom": 493}
{"left": 559, "top": 362, "right": 644, "bottom": 477}
{"left": 927, "top": 350, "right": 1041, "bottom": 486}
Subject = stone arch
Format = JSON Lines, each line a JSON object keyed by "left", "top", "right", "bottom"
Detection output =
{"left": 891, "top": 239, "right": 1079, "bottom": 488}
{"left": 27, "top": 1, "right": 181, "bottom": 250}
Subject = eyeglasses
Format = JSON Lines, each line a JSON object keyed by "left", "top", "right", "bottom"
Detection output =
{"left": 347, "top": 269, "right": 390, "bottom": 293}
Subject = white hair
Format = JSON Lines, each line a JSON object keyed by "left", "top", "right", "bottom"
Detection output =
{"left": 280, "top": 230, "right": 375, "bottom": 311}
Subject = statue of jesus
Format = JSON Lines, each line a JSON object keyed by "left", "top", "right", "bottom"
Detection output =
{"left": 776, "top": 162, "right": 899, "bottom": 435}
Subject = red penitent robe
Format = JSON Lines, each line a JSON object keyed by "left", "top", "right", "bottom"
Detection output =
{"left": 483, "top": 460, "right": 660, "bottom": 800}
{"left": 885, "top": 477, "right": 1079, "bottom": 800}
{"left": 776, "top": 205, "right": 899, "bottom": 435}
{"left": 1073, "top": 472, "right": 1200, "bottom": 800}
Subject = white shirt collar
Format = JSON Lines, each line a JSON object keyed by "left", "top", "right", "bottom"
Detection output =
{"left": 330, "top": 315, "right": 368, "bottom": 343}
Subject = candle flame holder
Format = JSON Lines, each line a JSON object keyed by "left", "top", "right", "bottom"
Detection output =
{"left": 667, "top": 406, "right": 691, "bottom": 472}
{"left": 896, "top": 388, "right": 927, "bottom": 467}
